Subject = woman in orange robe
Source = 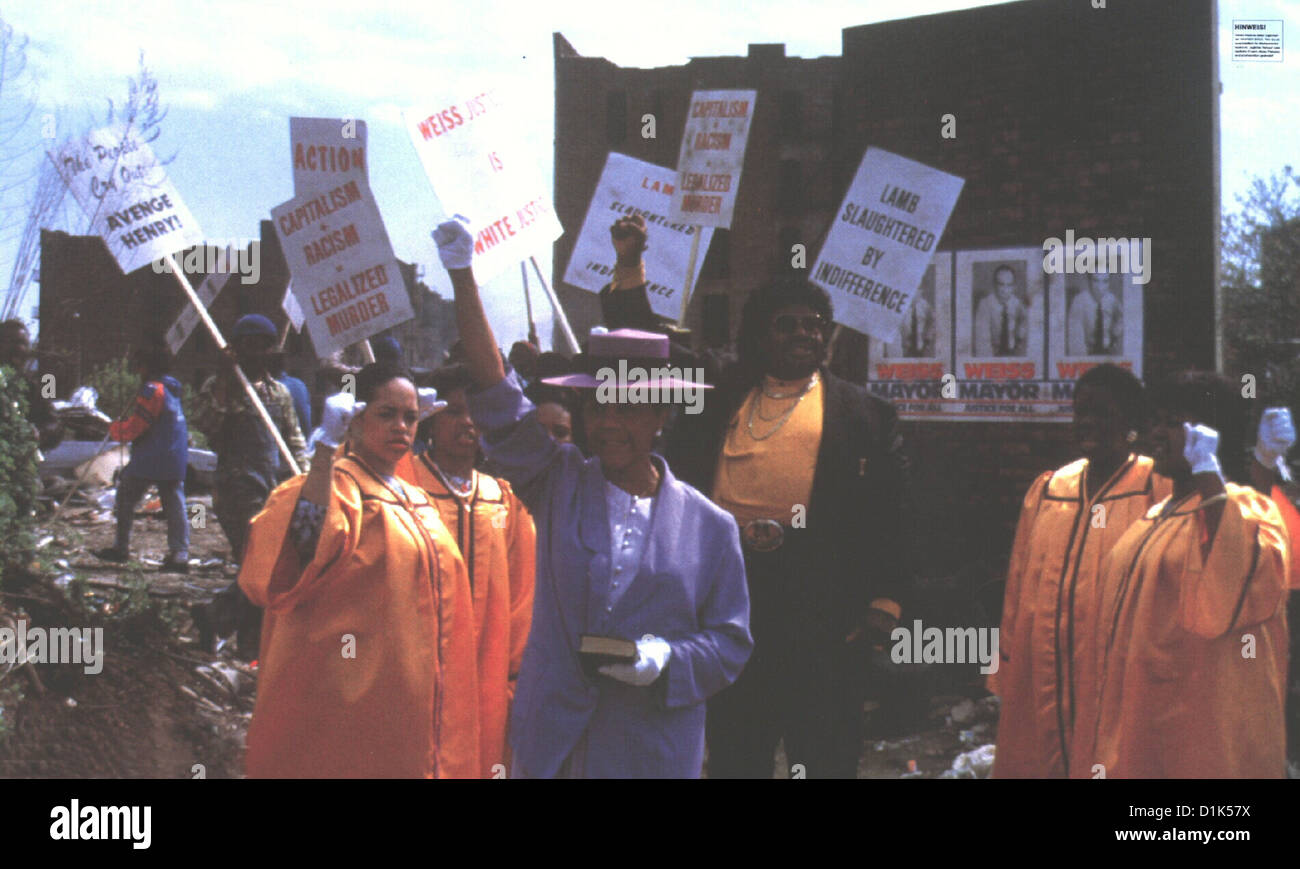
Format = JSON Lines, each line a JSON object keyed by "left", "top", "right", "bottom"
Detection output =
{"left": 397, "top": 364, "right": 536, "bottom": 777}
{"left": 992, "top": 364, "right": 1170, "bottom": 778}
{"left": 239, "top": 361, "right": 480, "bottom": 778}
{"left": 1082, "top": 372, "right": 1289, "bottom": 778}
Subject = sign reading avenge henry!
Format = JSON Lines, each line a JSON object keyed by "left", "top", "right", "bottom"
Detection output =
{"left": 49, "top": 124, "right": 205, "bottom": 274}
{"left": 564, "top": 152, "right": 714, "bottom": 322}
{"left": 291, "top": 117, "right": 368, "bottom": 197}
{"left": 812, "top": 148, "right": 964, "bottom": 342}
{"left": 271, "top": 179, "right": 413, "bottom": 357}
{"left": 404, "top": 89, "right": 562, "bottom": 282}
{"left": 667, "top": 90, "right": 756, "bottom": 229}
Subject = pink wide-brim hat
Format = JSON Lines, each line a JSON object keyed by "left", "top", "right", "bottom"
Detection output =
{"left": 539, "top": 328, "right": 712, "bottom": 391}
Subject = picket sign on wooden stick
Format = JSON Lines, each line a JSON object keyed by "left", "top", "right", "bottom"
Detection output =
{"left": 521, "top": 262, "right": 535, "bottom": 339}
{"left": 529, "top": 256, "right": 580, "bottom": 354}
{"left": 677, "top": 228, "right": 703, "bottom": 324}
{"left": 167, "top": 254, "right": 301, "bottom": 476}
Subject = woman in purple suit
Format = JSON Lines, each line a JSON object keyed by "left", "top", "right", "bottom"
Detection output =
{"left": 434, "top": 217, "right": 752, "bottom": 778}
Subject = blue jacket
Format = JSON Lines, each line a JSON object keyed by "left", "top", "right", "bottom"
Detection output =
{"left": 275, "top": 372, "right": 312, "bottom": 434}
{"left": 470, "top": 372, "right": 752, "bottom": 778}
{"left": 122, "top": 375, "right": 189, "bottom": 481}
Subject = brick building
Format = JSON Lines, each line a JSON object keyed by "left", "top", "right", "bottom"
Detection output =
{"left": 38, "top": 220, "right": 456, "bottom": 412}
{"left": 553, "top": 0, "right": 1219, "bottom": 581}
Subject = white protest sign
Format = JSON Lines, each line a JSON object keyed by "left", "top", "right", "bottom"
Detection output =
{"left": 281, "top": 282, "right": 305, "bottom": 331}
{"left": 563, "top": 153, "right": 714, "bottom": 322}
{"left": 667, "top": 90, "right": 757, "bottom": 229}
{"left": 271, "top": 179, "right": 414, "bottom": 357}
{"left": 291, "top": 117, "right": 368, "bottom": 197}
{"left": 49, "top": 123, "right": 204, "bottom": 275}
{"left": 812, "top": 148, "right": 964, "bottom": 341}
{"left": 165, "top": 272, "right": 228, "bottom": 355}
{"left": 404, "top": 89, "right": 562, "bottom": 282}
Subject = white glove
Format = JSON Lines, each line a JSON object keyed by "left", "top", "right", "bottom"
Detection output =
{"left": 1183, "top": 422, "right": 1221, "bottom": 477}
{"left": 599, "top": 635, "right": 672, "bottom": 687}
{"left": 432, "top": 215, "right": 474, "bottom": 270}
{"left": 418, "top": 387, "right": 447, "bottom": 421}
{"left": 1255, "top": 407, "right": 1295, "bottom": 482}
{"left": 310, "top": 392, "right": 366, "bottom": 450}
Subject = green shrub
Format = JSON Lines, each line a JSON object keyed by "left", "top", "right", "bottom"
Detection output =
{"left": 0, "top": 365, "right": 39, "bottom": 585}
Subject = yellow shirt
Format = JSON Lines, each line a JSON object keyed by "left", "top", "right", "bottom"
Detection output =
{"left": 711, "top": 374, "right": 823, "bottom": 528}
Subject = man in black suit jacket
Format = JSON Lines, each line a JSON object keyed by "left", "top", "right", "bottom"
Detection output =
{"left": 665, "top": 276, "right": 913, "bottom": 778}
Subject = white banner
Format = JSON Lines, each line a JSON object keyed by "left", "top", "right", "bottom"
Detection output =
{"left": 404, "top": 89, "right": 562, "bottom": 282}
{"left": 667, "top": 90, "right": 757, "bottom": 229}
{"left": 49, "top": 124, "right": 204, "bottom": 275}
{"left": 282, "top": 282, "right": 306, "bottom": 331}
{"left": 165, "top": 271, "right": 228, "bottom": 355}
{"left": 271, "top": 179, "right": 414, "bottom": 357}
{"left": 563, "top": 153, "right": 714, "bottom": 322}
{"left": 291, "top": 117, "right": 368, "bottom": 197}
{"left": 812, "top": 148, "right": 964, "bottom": 342}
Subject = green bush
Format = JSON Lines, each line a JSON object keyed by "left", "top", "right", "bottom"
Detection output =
{"left": 0, "top": 365, "right": 39, "bottom": 585}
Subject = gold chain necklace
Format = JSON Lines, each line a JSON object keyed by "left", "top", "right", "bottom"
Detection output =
{"left": 746, "top": 373, "right": 818, "bottom": 441}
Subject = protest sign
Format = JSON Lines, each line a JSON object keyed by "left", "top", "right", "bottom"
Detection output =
{"left": 564, "top": 152, "right": 714, "bottom": 322}
{"left": 165, "top": 271, "right": 228, "bottom": 355}
{"left": 271, "top": 179, "right": 414, "bottom": 357}
{"left": 667, "top": 90, "right": 757, "bottom": 229}
{"left": 404, "top": 89, "right": 562, "bottom": 282}
{"left": 812, "top": 148, "right": 963, "bottom": 342}
{"left": 282, "top": 282, "right": 306, "bottom": 331}
{"left": 49, "top": 123, "right": 204, "bottom": 274}
{"left": 291, "top": 117, "right": 368, "bottom": 197}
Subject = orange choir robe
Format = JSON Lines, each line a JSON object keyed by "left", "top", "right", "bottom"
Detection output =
{"left": 1082, "top": 484, "right": 1290, "bottom": 778}
{"left": 239, "top": 454, "right": 481, "bottom": 778}
{"left": 1271, "top": 485, "right": 1300, "bottom": 590}
{"left": 398, "top": 452, "right": 536, "bottom": 777}
{"left": 992, "top": 455, "right": 1171, "bottom": 778}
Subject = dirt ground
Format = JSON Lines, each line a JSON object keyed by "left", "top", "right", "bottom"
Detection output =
{"left": 0, "top": 485, "right": 994, "bottom": 779}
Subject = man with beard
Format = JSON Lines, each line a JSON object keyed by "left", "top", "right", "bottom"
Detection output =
{"left": 666, "top": 275, "right": 913, "bottom": 778}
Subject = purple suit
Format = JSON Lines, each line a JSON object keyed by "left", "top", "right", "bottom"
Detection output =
{"left": 470, "top": 373, "right": 752, "bottom": 778}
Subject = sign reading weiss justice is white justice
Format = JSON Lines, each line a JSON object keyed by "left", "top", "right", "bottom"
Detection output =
{"left": 812, "top": 148, "right": 964, "bottom": 341}
{"left": 49, "top": 124, "right": 204, "bottom": 274}
{"left": 668, "top": 89, "right": 756, "bottom": 229}
{"left": 565, "top": 152, "right": 714, "bottom": 322}
{"left": 271, "top": 180, "right": 414, "bottom": 357}
{"left": 404, "top": 90, "right": 563, "bottom": 283}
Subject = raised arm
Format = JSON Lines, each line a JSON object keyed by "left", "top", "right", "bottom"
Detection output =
{"left": 434, "top": 217, "right": 505, "bottom": 390}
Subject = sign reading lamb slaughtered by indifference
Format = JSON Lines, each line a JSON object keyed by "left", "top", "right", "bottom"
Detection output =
{"left": 403, "top": 88, "right": 563, "bottom": 283}
{"left": 271, "top": 179, "right": 414, "bottom": 357}
{"left": 49, "top": 123, "right": 205, "bottom": 274}
{"left": 667, "top": 90, "right": 757, "bottom": 229}
{"left": 564, "top": 152, "right": 714, "bottom": 322}
{"left": 291, "top": 117, "right": 368, "bottom": 196}
{"left": 811, "top": 148, "right": 964, "bottom": 342}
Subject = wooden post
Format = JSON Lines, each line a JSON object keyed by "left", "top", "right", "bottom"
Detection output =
{"left": 167, "top": 255, "right": 300, "bottom": 475}
{"left": 678, "top": 227, "right": 703, "bottom": 325}
{"left": 528, "top": 257, "right": 581, "bottom": 355}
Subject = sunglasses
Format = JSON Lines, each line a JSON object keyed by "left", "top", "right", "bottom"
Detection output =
{"left": 771, "top": 314, "right": 827, "bottom": 335}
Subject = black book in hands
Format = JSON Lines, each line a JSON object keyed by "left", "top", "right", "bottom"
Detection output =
{"left": 578, "top": 634, "right": 638, "bottom": 669}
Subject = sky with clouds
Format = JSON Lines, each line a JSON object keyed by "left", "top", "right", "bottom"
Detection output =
{"left": 1, "top": 0, "right": 1294, "bottom": 348}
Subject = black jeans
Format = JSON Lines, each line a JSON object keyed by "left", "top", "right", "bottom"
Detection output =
{"left": 706, "top": 529, "right": 864, "bottom": 778}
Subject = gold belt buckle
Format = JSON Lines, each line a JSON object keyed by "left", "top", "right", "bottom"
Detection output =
{"left": 741, "top": 518, "right": 785, "bottom": 552}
